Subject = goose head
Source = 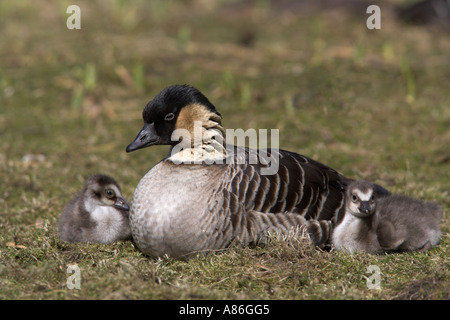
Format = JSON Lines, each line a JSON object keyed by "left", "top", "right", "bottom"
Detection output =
{"left": 346, "top": 180, "right": 376, "bottom": 218}
{"left": 126, "top": 85, "right": 224, "bottom": 153}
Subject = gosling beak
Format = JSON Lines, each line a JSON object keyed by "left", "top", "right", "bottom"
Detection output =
{"left": 114, "top": 197, "right": 130, "bottom": 211}
{"left": 359, "top": 201, "right": 372, "bottom": 214}
{"left": 126, "top": 122, "right": 160, "bottom": 152}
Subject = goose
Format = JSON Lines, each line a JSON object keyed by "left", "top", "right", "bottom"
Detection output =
{"left": 332, "top": 180, "right": 442, "bottom": 253}
{"left": 332, "top": 180, "right": 383, "bottom": 254}
{"left": 58, "top": 174, "right": 132, "bottom": 244}
{"left": 125, "top": 85, "right": 389, "bottom": 258}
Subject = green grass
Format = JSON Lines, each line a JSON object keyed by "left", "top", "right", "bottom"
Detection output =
{"left": 0, "top": 0, "right": 448, "bottom": 300}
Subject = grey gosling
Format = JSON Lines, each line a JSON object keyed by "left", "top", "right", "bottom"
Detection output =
{"left": 125, "top": 85, "right": 390, "bottom": 258}
{"left": 376, "top": 192, "right": 442, "bottom": 252}
{"left": 58, "top": 174, "right": 131, "bottom": 244}
{"left": 332, "top": 180, "right": 383, "bottom": 254}
{"left": 333, "top": 180, "right": 442, "bottom": 253}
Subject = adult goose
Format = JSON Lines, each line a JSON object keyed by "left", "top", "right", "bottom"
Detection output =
{"left": 126, "top": 85, "right": 387, "bottom": 258}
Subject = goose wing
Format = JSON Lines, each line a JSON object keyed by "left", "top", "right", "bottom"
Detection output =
{"left": 217, "top": 147, "right": 348, "bottom": 246}
{"left": 229, "top": 147, "right": 348, "bottom": 220}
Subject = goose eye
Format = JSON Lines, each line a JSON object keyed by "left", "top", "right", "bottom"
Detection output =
{"left": 105, "top": 189, "right": 115, "bottom": 199}
{"left": 351, "top": 194, "right": 358, "bottom": 202}
{"left": 164, "top": 113, "right": 175, "bottom": 121}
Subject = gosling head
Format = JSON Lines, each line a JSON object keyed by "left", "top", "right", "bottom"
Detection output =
{"left": 83, "top": 174, "right": 130, "bottom": 213}
{"left": 345, "top": 180, "right": 376, "bottom": 218}
{"left": 59, "top": 174, "right": 131, "bottom": 244}
{"left": 126, "top": 85, "right": 223, "bottom": 152}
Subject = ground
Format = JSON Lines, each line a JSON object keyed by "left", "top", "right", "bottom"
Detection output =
{"left": 0, "top": 0, "right": 448, "bottom": 300}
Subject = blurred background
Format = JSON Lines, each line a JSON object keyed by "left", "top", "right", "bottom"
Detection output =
{"left": 0, "top": 0, "right": 449, "bottom": 236}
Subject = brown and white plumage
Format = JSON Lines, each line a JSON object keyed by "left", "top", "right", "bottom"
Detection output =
{"left": 58, "top": 174, "right": 131, "bottom": 244}
{"left": 126, "top": 85, "right": 388, "bottom": 258}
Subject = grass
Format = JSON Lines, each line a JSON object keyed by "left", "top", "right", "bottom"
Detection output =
{"left": 0, "top": 0, "right": 449, "bottom": 300}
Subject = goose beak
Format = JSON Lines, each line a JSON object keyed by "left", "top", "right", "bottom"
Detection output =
{"left": 126, "top": 122, "right": 160, "bottom": 152}
{"left": 114, "top": 197, "right": 130, "bottom": 211}
{"left": 359, "top": 201, "right": 372, "bottom": 214}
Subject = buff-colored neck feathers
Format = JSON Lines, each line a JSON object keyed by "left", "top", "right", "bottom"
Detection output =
{"left": 168, "top": 103, "right": 227, "bottom": 164}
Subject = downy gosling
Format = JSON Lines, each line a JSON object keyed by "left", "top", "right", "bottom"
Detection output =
{"left": 332, "top": 180, "right": 442, "bottom": 254}
{"left": 58, "top": 174, "right": 132, "bottom": 244}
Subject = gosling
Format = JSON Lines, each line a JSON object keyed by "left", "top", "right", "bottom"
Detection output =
{"left": 332, "top": 180, "right": 442, "bottom": 253}
{"left": 332, "top": 180, "right": 382, "bottom": 254}
{"left": 58, "top": 174, "right": 131, "bottom": 244}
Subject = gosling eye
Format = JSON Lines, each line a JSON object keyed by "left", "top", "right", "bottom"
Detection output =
{"left": 105, "top": 188, "right": 115, "bottom": 199}
{"left": 164, "top": 113, "right": 175, "bottom": 121}
{"left": 351, "top": 194, "right": 358, "bottom": 202}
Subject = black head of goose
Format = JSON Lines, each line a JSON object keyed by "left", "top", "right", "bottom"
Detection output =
{"left": 126, "top": 85, "right": 388, "bottom": 258}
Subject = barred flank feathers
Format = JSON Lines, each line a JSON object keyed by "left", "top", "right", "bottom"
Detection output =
{"left": 220, "top": 147, "right": 346, "bottom": 247}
